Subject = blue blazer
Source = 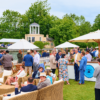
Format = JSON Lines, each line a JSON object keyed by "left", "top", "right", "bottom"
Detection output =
{"left": 15, "top": 84, "right": 37, "bottom": 95}
{"left": 23, "top": 54, "right": 33, "bottom": 66}
{"left": 79, "top": 56, "right": 87, "bottom": 71}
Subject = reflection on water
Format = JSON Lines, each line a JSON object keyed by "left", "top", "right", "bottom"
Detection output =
{"left": 9, "top": 51, "right": 27, "bottom": 60}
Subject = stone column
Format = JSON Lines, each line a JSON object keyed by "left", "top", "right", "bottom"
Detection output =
{"left": 38, "top": 26, "right": 39, "bottom": 34}
{"left": 32, "top": 26, "right": 33, "bottom": 34}
{"left": 30, "top": 26, "right": 31, "bottom": 34}
{"left": 35, "top": 26, "right": 36, "bottom": 34}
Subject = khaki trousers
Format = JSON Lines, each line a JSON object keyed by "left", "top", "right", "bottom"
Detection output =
{"left": 0, "top": 65, "right": 3, "bottom": 73}
{"left": 25, "top": 66, "right": 32, "bottom": 75}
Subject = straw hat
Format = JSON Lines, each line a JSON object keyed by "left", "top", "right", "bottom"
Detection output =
{"left": 47, "top": 50, "right": 49, "bottom": 53}
{"left": 46, "top": 67, "right": 51, "bottom": 70}
{"left": 40, "top": 72, "right": 46, "bottom": 77}
{"left": 27, "top": 50, "right": 30, "bottom": 53}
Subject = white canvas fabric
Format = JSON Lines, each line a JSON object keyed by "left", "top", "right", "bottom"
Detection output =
{"left": 55, "top": 42, "right": 79, "bottom": 48}
{"left": 3, "top": 92, "right": 29, "bottom": 100}
{"left": 0, "top": 78, "right": 3, "bottom": 83}
{"left": 2, "top": 70, "right": 12, "bottom": 78}
{"left": 8, "top": 39, "right": 39, "bottom": 50}
{"left": 69, "top": 30, "right": 100, "bottom": 42}
{"left": 0, "top": 70, "right": 12, "bottom": 83}
{"left": 53, "top": 79, "right": 63, "bottom": 84}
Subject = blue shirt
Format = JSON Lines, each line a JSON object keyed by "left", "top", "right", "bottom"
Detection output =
{"left": 93, "top": 51, "right": 96, "bottom": 57}
{"left": 35, "top": 71, "right": 40, "bottom": 78}
{"left": 0, "top": 54, "right": 3, "bottom": 65}
{"left": 46, "top": 76, "right": 53, "bottom": 84}
{"left": 23, "top": 54, "right": 33, "bottom": 66}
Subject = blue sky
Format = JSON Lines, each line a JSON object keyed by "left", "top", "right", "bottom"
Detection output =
{"left": 0, "top": 0, "right": 100, "bottom": 24}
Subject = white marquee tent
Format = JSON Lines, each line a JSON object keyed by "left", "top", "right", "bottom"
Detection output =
{"left": 8, "top": 39, "right": 38, "bottom": 50}
{"left": 0, "top": 38, "right": 21, "bottom": 43}
{"left": 55, "top": 42, "right": 79, "bottom": 48}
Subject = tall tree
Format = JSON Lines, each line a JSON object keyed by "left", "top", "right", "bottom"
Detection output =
{"left": 24, "top": 0, "right": 52, "bottom": 36}
{"left": 49, "top": 17, "right": 76, "bottom": 46}
{"left": 92, "top": 14, "right": 100, "bottom": 31}
{"left": 0, "top": 10, "right": 21, "bottom": 38}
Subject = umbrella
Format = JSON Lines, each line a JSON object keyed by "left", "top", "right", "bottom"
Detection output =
{"left": 8, "top": 39, "right": 38, "bottom": 50}
{"left": 55, "top": 42, "right": 79, "bottom": 48}
{"left": 8, "top": 39, "right": 39, "bottom": 56}
{"left": 0, "top": 38, "right": 21, "bottom": 42}
{"left": 69, "top": 30, "right": 100, "bottom": 58}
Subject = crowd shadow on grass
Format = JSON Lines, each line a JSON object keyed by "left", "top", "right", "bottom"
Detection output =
{"left": 63, "top": 79, "right": 95, "bottom": 100}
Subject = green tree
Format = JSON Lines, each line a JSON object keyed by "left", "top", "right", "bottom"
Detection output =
{"left": 34, "top": 41, "right": 49, "bottom": 49}
{"left": 49, "top": 17, "right": 76, "bottom": 46}
{"left": 92, "top": 14, "right": 100, "bottom": 31}
{"left": 0, "top": 10, "right": 21, "bottom": 39}
{"left": 24, "top": 0, "right": 52, "bottom": 36}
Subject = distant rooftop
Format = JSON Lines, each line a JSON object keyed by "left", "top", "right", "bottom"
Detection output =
{"left": 30, "top": 22, "right": 39, "bottom": 26}
{"left": 46, "top": 37, "right": 53, "bottom": 41}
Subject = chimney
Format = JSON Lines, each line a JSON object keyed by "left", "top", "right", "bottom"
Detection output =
{"left": 46, "top": 34, "right": 49, "bottom": 38}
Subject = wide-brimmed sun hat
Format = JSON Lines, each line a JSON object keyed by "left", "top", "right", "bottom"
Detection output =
{"left": 46, "top": 67, "right": 51, "bottom": 71}
{"left": 40, "top": 72, "right": 46, "bottom": 77}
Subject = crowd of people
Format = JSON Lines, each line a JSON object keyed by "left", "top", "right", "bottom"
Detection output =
{"left": 0, "top": 47, "right": 99, "bottom": 100}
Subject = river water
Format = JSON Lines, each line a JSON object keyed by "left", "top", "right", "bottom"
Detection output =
{"left": 9, "top": 51, "right": 27, "bottom": 60}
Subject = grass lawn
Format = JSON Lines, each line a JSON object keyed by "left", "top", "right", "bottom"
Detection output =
{"left": 55, "top": 70, "right": 95, "bottom": 100}
{"left": 63, "top": 80, "right": 95, "bottom": 100}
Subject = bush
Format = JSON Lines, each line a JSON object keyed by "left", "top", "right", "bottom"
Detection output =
{"left": 34, "top": 41, "right": 49, "bottom": 49}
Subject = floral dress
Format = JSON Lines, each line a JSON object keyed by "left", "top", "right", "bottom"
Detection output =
{"left": 58, "top": 58, "right": 69, "bottom": 81}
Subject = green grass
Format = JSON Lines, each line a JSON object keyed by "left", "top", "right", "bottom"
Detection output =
{"left": 63, "top": 80, "right": 95, "bottom": 100}
{"left": 55, "top": 70, "right": 95, "bottom": 100}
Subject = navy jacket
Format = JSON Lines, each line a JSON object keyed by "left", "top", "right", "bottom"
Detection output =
{"left": 42, "top": 52, "right": 46, "bottom": 57}
{"left": 15, "top": 84, "right": 37, "bottom": 95}
{"left": 56, "top": 53, "right": 61, "bottom": 61}
{"left": 32, "top": 64, "right": 44, "bottom": 79}
{"left": 32, "top": 71, "right": 39, "bottom": 79}
{"left": 0, "top": 54, "right": 3, "bottom": 65}
{"left": 46, "top": 53, "right": 49, "bottom": 57}
{"left": 23, "top": 54, "right": 33, "bottom": 66}
{"left": 92, "top": 51, "right": 96, "bottom": 57}
{"left": 56, "top": 53, "right": 62, "bottom": 67}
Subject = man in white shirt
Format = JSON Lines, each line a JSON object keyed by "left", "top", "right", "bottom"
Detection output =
{"left": 74, "top": 49, "right": 81, "bottom": 81}
{"left": 85, "top": 50, "right": 92, "bottom": 61}
{"left": 33, "top": 50, "right": 40, "bottom": 72}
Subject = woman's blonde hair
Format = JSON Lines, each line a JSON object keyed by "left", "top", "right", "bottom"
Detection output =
{"left": 70, "top": 49, "right": 72, "bottom": 53}
{"left": 62, "top": 50, "right": 66, "bottom": 54}
{"left": 45, "top": 70, "right": 51, "bottom": 76}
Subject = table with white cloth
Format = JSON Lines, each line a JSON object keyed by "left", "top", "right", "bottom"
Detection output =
{"left": 67, "top": 62, "right": 97, "bottom": 82}
{"left": 39, "top": 57, "right": 50, "bottom": 66}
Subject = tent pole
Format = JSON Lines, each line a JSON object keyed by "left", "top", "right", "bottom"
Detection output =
{"left": 98, "top": 43, "right": 100, "bottom": 58}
